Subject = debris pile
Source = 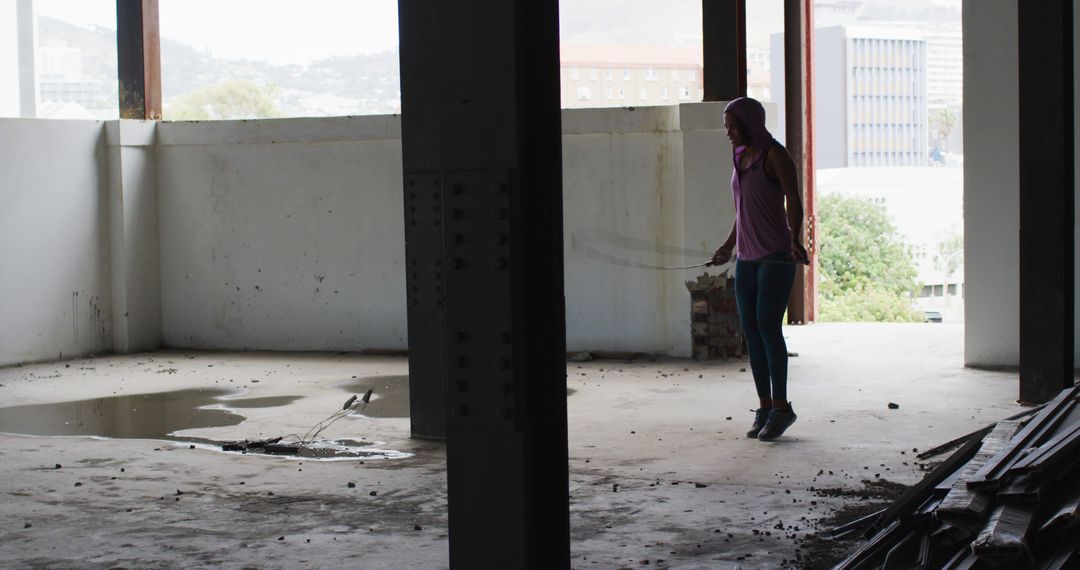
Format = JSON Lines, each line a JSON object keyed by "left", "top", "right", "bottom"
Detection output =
{"left": 222, "top": 390, "right": 373, "bottom": 457}
{"left": 685, "top": 274, "right": 744, "bottom": 360}
{"left": 833, "top": 386, "right": 1080, "bottom": 569}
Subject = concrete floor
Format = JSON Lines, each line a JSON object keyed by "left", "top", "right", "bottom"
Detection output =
{"left": 0, "top": 323, "right": 1021, "bottom": 569}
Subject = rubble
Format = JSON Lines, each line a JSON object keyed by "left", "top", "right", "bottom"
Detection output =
{"left": 832, "top": 386, "right": 1080, "bottom": 569}
{"left": 685, "top": 275, "right": 744, "bottom": 361}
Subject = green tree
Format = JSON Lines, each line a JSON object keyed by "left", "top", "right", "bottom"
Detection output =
{"left": 929, "top": 107, "right": 958, "bottom": 141}
{"left": 933, "top": 227, "right": 964, "bottom": 277}
{"left": 165, "top": 79, "right": 284, "bottom": 121}
{"left": 817, "top": 194, "right": 923, "bottom": 322}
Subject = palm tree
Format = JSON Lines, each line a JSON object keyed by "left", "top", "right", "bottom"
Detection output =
{"left": 929, "top": 107, "right": 958, "bottom": 142}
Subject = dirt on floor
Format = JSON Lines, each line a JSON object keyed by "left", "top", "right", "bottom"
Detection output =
{"left": 793, "top": 479, "right": 910, "bottom": 570}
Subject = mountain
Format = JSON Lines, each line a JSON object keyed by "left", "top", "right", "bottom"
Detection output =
{"left": 37, "top": 15, "right": 402, "bottom": 117}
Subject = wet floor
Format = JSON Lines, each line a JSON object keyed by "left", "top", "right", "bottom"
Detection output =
{"left": 0, "top": 388, "right": 287, "bottom": 440}
{"left": 216, "top": 395, "right": 303, "bottom": 409}
{"left": 340, "top": 375, "right": 576, "bottom": 419}
{"left": 0, "top": 388, "right": 409, "bottom": 460}
{"left": 340, "top": 375, "right": 410, "bottom": 418}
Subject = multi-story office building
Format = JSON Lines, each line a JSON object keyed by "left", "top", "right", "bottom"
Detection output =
{"left": 923, "top": 26, "right": 962, "bottom": 109}
{"left": 559, "top": 44, "right": 703, "bottom": 109}
{"left": 772, "top": 25, "right": 929, "bottom": 168}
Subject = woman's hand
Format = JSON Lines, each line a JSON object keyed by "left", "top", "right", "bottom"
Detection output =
{"left": 789, "top": 239, "right": 809, "bottom": 265}
{"left": 710, "top": 245, "right": 734, "bottom": 266}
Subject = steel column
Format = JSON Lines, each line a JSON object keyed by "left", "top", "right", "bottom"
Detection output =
{"left": 702, "top": 0, "right": 746, "bottom": 101}
{"left": 116, "top": 0, "right": 161, "bottom": 120}
{"left": 1018, "top": 1, "right": 1074, "bottom": 404}
{"left": 784, "top": 0, "right": 816, "bottom": 324}
{"left": 398, "top": 1, "right": 570, "bottom": 567}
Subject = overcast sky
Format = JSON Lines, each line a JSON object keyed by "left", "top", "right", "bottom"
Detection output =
{"left": 35, "top": 0, "right": 400, "bottom": 64}
{"left": 31, "top": 0, "right": 961, "bottom": 65}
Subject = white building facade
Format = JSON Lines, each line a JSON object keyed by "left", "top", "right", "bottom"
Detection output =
{"left": 824, "top": 26, "right": 929, "bottom": 168}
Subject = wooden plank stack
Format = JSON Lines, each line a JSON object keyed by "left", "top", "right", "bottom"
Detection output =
{"left": 833, "top": 386, "right": 1080, "bottom": 569}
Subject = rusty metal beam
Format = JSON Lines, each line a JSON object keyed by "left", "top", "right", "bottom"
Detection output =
{"left": 116, "top": 0, "right": 161, "bottom": 120}
{"left": 784, "top": 0, "right": 816, "bottom": 324}
{"left": 702, "top": 0, "right": 746, "bottom": 101}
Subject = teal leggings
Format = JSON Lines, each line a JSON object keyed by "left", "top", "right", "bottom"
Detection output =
{"left": 734, "top": 252, "right": 796, "bottom": 403}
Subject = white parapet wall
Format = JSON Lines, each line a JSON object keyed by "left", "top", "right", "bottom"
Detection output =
{"left": 156, "top": 116, "right": 409, "bottom": 352}
{"left": 1, "top": 103, "right": 745, "bottom": 366}
{"left": 0, "top": 119, "right": 113, "bottom": 365}
{"left": 564, "top": 105, "right": 688, "bottom": 356}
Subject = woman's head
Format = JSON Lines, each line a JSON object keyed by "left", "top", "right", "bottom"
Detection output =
{"left": 723, "top": 97, "right": 773, "bottom": 152}
{"left": 723, "top": 112, "right": 751, "bottom": 148}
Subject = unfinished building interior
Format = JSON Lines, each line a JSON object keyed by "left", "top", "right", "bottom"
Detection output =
{"left": 0, "top": 0, "right": 1078, "bottom": 568}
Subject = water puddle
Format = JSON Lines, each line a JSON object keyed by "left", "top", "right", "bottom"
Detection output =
{"left": 0, "top": 388, "right": 249, "bottom": 439}
{"left": 216, "top": 395, "right": 303, "bottom": 409}
{"left": 0, "top": 389, "right": 409, "bottom": 461}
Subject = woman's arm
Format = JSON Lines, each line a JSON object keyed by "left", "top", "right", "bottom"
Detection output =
{"left": 710, "top": 221, "right": 738, "bottom": 265}
{"left": 768, "top": 145, "right": 809, "bottom": 263}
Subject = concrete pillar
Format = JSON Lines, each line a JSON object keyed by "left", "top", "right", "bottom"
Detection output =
{"left": 17, "top": 0, "right": 37, "bottom": 118}
{"left": 0, "top": 2, "right": 20, "bottom": 116}
{"left": 962, "top": 0, "right": 1020, "bottom": 366}
{"left": 106, "top": 120, "right": 162, "bottom": 354}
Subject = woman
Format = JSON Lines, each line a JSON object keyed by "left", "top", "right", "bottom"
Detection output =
{"left": 710, "top": 97, "right": 808, "bottom": 442}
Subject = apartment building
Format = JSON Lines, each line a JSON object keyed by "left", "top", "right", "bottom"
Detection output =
{"left": 559, "top": 44, "right": 703, "bottom": 109}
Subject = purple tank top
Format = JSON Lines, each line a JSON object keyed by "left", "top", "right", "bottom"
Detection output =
{"left": 731, "top": 143, "right": 792, "bottom": 261}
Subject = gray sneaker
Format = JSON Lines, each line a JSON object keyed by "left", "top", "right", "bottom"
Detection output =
{"left": 757, "top": 405, "right": 797, "bottom": 441}
{"left": 746, "top": 408, "right": 772, "bottom": 438}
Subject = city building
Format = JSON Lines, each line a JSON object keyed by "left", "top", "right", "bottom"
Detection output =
{"left": 772, "top": 25, "right": 929, "bottom": 168}
{"left": 923, "top": 26, "right": 962, "bottom": 109}
{"left": 746, "top": 46, "right": 772, "bottom": 101}
{"left": 37, "top": 43, "right": 112, "bottom": 115}
{"left": 559, "top": 44, "right": 703, "bottom": 109}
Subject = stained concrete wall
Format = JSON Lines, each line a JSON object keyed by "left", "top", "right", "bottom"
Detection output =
{"left": 562, "top": 105, "right": 689, "bottom": 356}
{"left": 0, "top": 119, "right": 113, "bottom": 366}
{"left": 963, "top": 0, "right": 1080, "bottom": 366}
{"left": 157, "top": 106, "right": 737, "bottom": 356}
{"left": 2, "top": 104, "right": 744, "bottom": 364}
{"left": 156, "top": 116, "right": 409, "bottom": 352}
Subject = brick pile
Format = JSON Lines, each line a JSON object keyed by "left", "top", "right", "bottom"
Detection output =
{"left": 686, "top": 274, "right": 744, "bottom": 360}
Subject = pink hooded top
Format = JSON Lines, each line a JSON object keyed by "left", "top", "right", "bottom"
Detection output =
{"left": 724, "top": 97, "right": 792, "bottom": 261}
